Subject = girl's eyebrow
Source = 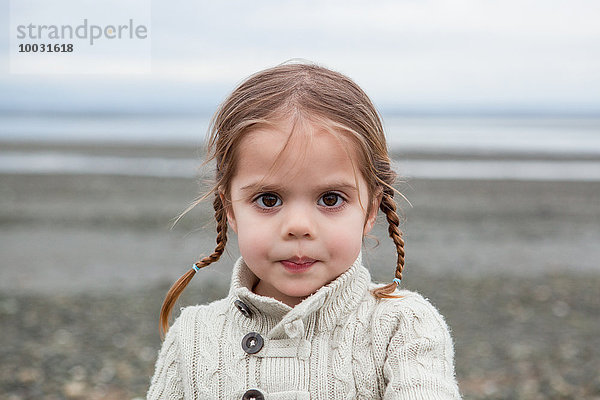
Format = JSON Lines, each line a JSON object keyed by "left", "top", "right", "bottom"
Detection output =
{"left": 239, "top": 181, "right": 358, "bottom": 193}
{"left": 239, "top": 182, "right": 284, "bottom": 193}
{"left": 319, "top": 182, "right": 359, "bottom": 193}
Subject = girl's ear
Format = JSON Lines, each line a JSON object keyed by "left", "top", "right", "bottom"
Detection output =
{"left": 364, "top": 189, "right": 383, "bottom": 235}
{"left": 220, "top": 191, "right": 237, "bottom": 233}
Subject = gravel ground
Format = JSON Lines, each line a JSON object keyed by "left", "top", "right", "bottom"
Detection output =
{"left": 1, "top": 272, "right": 599, "bottom": 399}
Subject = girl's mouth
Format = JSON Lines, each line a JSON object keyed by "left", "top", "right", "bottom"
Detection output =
{"left": 280, "top": 258, "right": 316, "bottom": 273}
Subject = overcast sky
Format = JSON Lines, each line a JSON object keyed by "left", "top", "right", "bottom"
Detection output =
{"left": 1, "top": 0, "right": 599, "bottom": 114}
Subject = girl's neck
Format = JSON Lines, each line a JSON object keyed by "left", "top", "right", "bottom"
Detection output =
{"left": 252, "top": 279, "right": 306, "bottom": 308}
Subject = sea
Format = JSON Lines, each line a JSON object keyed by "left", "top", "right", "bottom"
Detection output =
{"left": 1, "top": 113, "right": 600, "bottom": 181}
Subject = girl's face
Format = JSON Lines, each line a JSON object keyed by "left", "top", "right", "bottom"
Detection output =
{"left": 225, "top": 118, "right": 379, "bottom": 307}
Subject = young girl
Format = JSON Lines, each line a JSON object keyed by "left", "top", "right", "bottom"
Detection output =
{"left": 148, "top": 62, "right": 461, "bottom": 399}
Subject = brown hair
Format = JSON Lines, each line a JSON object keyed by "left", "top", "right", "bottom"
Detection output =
{"left": 159, "top": 61, "right": 405, "bottom": 336}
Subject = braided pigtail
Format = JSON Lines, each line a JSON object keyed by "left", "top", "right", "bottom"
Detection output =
{"left": 371, "top": 191, "right": 405, "bottom": 299}
{"left": 159, "top": 193, "right": 229, "bottom": 337}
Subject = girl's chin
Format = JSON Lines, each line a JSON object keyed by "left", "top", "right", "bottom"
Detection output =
{"left": 259, "top": 284, "right": 316, "bottom": 306}
{"left": 254, "top": 282, "right": 310, "bottom": 300}
{"left": 278, "top": 286, "right": 319, "bottom": 302}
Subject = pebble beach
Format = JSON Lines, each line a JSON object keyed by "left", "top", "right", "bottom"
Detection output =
{"left": 1, "top": 141, "right": 599, "bottom": 399}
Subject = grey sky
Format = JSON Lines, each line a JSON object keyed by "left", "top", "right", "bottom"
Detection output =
{"left": 1, "top": 0, "right": 599, "bottom": 114}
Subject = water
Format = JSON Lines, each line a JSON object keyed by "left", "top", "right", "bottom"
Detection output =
{"left": 2, "top": 113, "right": 599, "bottom": 153}
{"left": 1, "top": 113, "right": 600, "bottom": 180}
{"left": 0, "top": 113, "right": 210, "bottom": 145}
{"left": 384, "top": 116, "right": 600, "bottom": 155}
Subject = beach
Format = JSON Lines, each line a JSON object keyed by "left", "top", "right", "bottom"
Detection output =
{"left": 1, "top": 142, "right": 599, "bottom": 399}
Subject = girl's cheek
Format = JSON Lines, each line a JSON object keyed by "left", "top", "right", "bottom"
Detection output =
{"left": 238, "top": 221, "right": 271, "bottom": 243}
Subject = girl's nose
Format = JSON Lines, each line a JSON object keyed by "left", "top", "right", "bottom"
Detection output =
{"left": 282, "top": 204, "right": 316, "bottom": 239}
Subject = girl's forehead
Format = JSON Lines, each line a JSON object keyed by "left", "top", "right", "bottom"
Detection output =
{"left": 239, "top": 121, "right": 358, "bottom": 165}
{"left": 232, "top": 121, "right": 364, "bottom": 185}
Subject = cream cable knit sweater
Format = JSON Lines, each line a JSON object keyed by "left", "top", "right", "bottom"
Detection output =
{"left": 147, "top": 255, "right": 461, "bottom": 399}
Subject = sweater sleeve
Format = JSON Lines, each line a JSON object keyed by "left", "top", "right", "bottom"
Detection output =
{"left": 382, "top": 296, "right": 461, "bottom": 399}
{"left": 147, "top": 318, "right": 185, "bottom": 400}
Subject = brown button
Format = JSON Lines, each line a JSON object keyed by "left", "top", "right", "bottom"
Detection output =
{"left": 242, "top": 389, "right": 264, "bottom": 400}
{"left": 234, "top": 299, "right": 252, "bottom": 318}
{"left": 241, "top": 332, "right": 263, "bottom": 354}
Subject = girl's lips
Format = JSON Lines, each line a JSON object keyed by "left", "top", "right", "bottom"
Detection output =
{"left": 281, "top": 259, "right": 316, "bottom": 273}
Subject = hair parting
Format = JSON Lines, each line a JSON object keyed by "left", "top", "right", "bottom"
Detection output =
{"left": 159, "top": 194, "right": 228, "bottom": 337}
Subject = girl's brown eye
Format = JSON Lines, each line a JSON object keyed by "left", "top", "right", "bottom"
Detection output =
{"left": 319, "top": 193, "right": 343, "bottom": 207}
{"left": 256, "top": 194, "right": 281, "bottom": 208}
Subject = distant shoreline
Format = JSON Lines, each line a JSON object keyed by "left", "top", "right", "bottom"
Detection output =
{"left": 2, "top": 139, "right": 600, "bottom": 161}
{"left": 2, "top": 140, "right": 600, "bottom": 181}
{"left": 2, "top": 114, "right": 600, "bottom": 156}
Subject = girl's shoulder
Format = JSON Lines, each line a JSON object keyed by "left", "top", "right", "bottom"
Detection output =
{"left": 366, "top": 284, "right": 453, "bottom": 336}
{"left": 365, "top": 286, "right": 460, "bottom": 398}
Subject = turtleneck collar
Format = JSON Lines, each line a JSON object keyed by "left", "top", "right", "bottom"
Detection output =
{"left": 227, "top": 253, "right": 371, "bottom": 340}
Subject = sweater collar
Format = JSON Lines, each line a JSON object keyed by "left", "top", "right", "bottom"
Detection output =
{"left": 227, "top": 253, "right": 371, "bottom": 339}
